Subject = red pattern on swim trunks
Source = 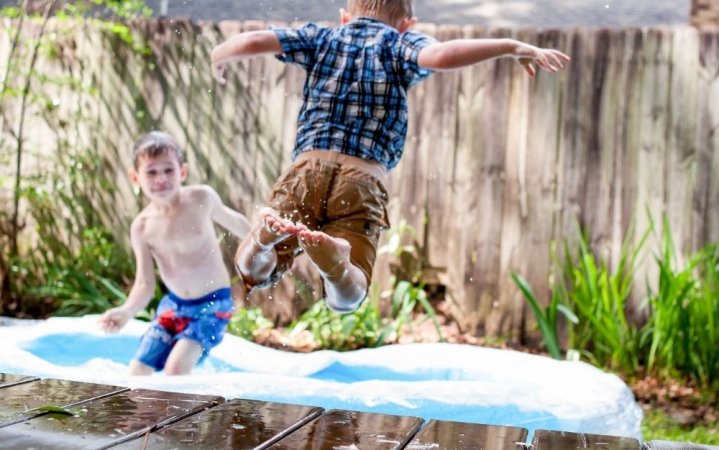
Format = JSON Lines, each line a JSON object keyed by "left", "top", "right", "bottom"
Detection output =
{"left": 157, "top": 310, "right": 190, "bottom": 334}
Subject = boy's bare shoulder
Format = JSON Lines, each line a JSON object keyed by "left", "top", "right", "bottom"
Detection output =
{"left": 183, "top": 184, "right": 222, "bottom": 204}
{"left": 129, "top": 213, "right": 149, "bottom": 241}
{"left": 131, "top": 207, "right": 151, "bottom": 226}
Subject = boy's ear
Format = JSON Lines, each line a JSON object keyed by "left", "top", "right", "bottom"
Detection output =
{"left": 179, "top": 162, "right": 189, "bottom": 180}
{"left": 339, "top": 8, "right": 352, "bottom": 24}
{"left": 128, "top": 168, "right": 139, "bottom": 185}
{"left": 398, "top": 16, "right": 417, "bottom": 32}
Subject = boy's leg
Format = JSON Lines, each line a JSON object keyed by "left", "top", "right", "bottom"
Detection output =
{"left": 163, "top": 339, "right": 203, "bottom": 375}
{"left": 297, "top": 163, "right": 390, "bottom": 314}
{"left": 128, "top": 359, "right": 154, "bottom": 376}
{"left": 234, "top": 207, "right": 299, "bottom": 286}
{"left": 297, "top": 228, "right": 367, "bottom": 313}
{"left": 131, "top": 298, "right": 175, "bottom": 376}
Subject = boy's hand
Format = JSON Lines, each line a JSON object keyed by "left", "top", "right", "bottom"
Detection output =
{"left": 213, "top": 61, "right": 227, "bottom": 85}
{"left": 514, "top": 44, "right": 570, "bottom": 77}
{"left": 98, "top": 307, "right": 132, "bottom": 333}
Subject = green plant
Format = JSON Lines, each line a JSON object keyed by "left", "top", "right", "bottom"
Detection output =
{"left": 378, "top": 219, "right": 425, "bottom": 284}
{"left": 22, "top": 227, "right": 132, "bottom": 316}
{"left": 645, "top": 218, "right": 719, "bottom": 389}
{"left": 378, "top": 219, "right": 443, "bottom": 339}
{"left": 511, "top": 272, "right": 578, "bottom": 359}
{"left": 288, "top": 219, "right": 444, "bottom": 351}
{"left": 288, "top": 273, "right": 444, "bottom": 351}
{"left": 692, "top": 244, "right": 719, "bottom": 389}
{"left": 386, "top": 278, "right": 443, "bottom": 341}
{"left": 554, "top": 223, "right": 650, "bottom": 374}
{"left": 0, "top": 1, "right": 150, "bottom": 317}
{"left": 641, "top": 407, "right": 719, "bottom": 445}
{"left": 289, "top": 284, "right": 388, "bottom": 351}
{"left": 227, "top": 306, "right": 274, "bottom": 340}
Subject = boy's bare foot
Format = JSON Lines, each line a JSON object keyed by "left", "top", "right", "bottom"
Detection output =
{"left": 297, "top": 226, "right": 366, "bottom": 313}
{"left": 297, "top": 226, "right": 351, "bottom": 279}
{"left": 253, "top": 207, "right": 298, "bottom": 250}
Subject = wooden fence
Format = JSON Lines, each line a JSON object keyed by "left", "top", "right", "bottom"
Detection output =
{"left": 1, "top": 19, "right": 718, "bottom": 339}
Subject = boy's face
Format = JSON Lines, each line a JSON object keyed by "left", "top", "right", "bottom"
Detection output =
{"left": 129, "top": 150, "right": 188, "bottom": 202}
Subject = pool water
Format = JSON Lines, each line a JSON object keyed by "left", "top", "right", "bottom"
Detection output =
{"left": 21, "top": 332, "right": 563, "bottom": 430}
{"left": 0, "top": 317, "right": 643, "bottom": 440}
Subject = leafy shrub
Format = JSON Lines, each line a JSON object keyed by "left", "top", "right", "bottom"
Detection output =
{"left": 227, "top": 306, "right": 274, "bottom": 340}
{"left": 285, "top": 220, "right": 443, "bottom": 351}
{"left": 645, "top": 220, "right": 719, "bottom": 389}
{"left": 287, "top": 277, "right": 443, "bottom": 351}
{"left": 0, "top": 1, "right": 149, "bottom": 317}
{"left": 515, "top": 216, "right": 719, "bottom": 391}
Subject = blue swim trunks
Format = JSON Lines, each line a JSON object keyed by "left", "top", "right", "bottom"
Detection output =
{"left": 133, "top": 287, "right": 234, "bottom": 371}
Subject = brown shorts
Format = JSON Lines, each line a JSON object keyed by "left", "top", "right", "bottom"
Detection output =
{"left": 255, "top": 151, "right": 390, "bottom": 289}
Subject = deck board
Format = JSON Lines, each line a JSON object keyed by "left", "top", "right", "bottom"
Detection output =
{"left": 0, "top": 388, "right": 222, "bottom": 449}
{"left": 0, "top": 373, "right": 697, "bottom": 449}
{"left": 405, "top": 419, "right": 529, "bottom": 449}
{"left": 112, "top": 398, "right": 323, "bottom": 450}
{"left": 0, "top": 373, "right": 39, "bottom": 389}
{"left": 532, "top": 429, "right": 641, "bottom": 449}
{"left": 267, "top": 409, "right": 424, "bottom": 450}
{"left": 0, "top": 379, "right": 128, "bottom": 428}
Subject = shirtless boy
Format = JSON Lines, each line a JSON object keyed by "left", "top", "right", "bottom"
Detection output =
{"left": 99, "top": 131, "right": 251, "bottom": 375}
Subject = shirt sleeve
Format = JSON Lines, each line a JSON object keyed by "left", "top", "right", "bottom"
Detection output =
{"left": 272, "top": 22, "right": 325, "bottom": 70}
{"left": 398, "top": 31, "right": 437, "bottom": 87}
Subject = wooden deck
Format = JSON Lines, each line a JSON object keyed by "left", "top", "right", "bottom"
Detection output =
{"left": 0, "top": 372, "right": 711, "bottom": 449}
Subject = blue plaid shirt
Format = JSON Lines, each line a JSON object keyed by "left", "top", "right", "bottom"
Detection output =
{"left": 273, "top": 18, "right": 436, "bottom": 170}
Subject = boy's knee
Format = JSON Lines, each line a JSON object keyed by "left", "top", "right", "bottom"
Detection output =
{"left": 326, "top": 290, "right": 366, "bottom": 314}
{"left": 163, "top": 364, "right": 190, "bottom": 376}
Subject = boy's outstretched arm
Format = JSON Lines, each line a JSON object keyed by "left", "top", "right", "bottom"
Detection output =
{"left": 211, "top": 31, "right": 282, "bottom": 84}
{"left": 417, "top": 38, "right": 570, "bottom": 77}
{"left": 204, "top": 185, "right": 252, "bottom": 240}
{"left": 98, "top": 219, "right": 156, "bottom": 333}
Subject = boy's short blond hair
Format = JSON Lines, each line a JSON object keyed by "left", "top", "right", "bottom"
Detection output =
{"left": 348, "top": 0, "right": 413, "bottom": 22}
{"left": 132, "top": 131, "right": 184, "bottom": 169}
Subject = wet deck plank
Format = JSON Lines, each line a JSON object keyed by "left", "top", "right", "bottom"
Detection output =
{"left": 267, "top": 409, "right": 424, "bottom": 450}
{"left": 0, "top": 379, "right": 128, "bottom": 428}
{"left": 0, "top": 373, "right": 39, "bottom": 389}
{"left": 0, "top": 388, "right": 222, "bottom": 449}
{"left": 113, "top": 398, "right": 322, "bottom": 450}
{"left": 405, "top": 419, "right": 529, "bottom": 450}
{"left": 532, "top": 429, "right": 641, "bottom": 449}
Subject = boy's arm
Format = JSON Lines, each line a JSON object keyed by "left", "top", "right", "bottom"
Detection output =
{"left": 204, "top": 185, "right": 252, "bottom": 240}
{"left": 211, "top": 30, "right": 282, "bottom": 84}
{"left": 417, "top": 38, "right": 570, "bottom": 77}
{"left": 99, "top": 219, "right": 156, "bottom": 333}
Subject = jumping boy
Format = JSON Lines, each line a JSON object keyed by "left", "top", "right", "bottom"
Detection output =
{"left": 210, "top": 0, "right": 570, "bottom": 314}
{"left": 98, "top": 131, "right": 251, "bottom": 375}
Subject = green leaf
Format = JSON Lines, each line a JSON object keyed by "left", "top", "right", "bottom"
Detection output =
{"left": 28, "top": 405, "right": 76, "bottom": 416}
{"left": 511, "top": 272, "right": 561, "bottom": 359}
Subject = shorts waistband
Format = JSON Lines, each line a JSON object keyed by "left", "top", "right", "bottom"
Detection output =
{"left": 295, "top": 150, "right": 387, "bottom": 183}
{"left": 167, "top": 287, "right": 232, "bottom": 305}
